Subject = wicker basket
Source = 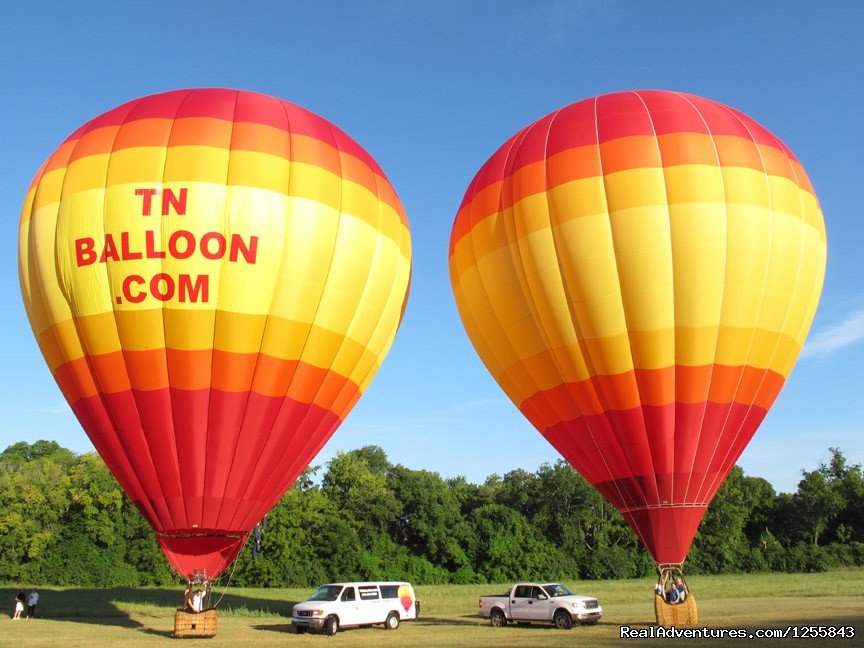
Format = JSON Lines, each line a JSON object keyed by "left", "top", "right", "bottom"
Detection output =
{"left": 654, "top": 593, "right": 698, "bottom": 627}
{"left": 173, "top": 608, "right": 217, "bottom": 638}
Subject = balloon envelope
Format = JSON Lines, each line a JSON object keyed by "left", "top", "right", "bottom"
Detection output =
{"left": 19, "top": 89, "right": 412, "bottom": 577}
{"left": 449, "top": 90, "right": 825, "bottom": 564}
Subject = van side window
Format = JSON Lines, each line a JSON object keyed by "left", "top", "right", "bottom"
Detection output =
{"left": 380, "top": 585, "right": 399, "bottom": 599}
{"left": 358, "top": 586, "right": 380, "bottom": 600}
{"left": 341, "top": 587, "right": 356, "bottom": 602}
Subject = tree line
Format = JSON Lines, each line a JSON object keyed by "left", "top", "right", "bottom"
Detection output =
{"left": 1, "top": 441, "right": 862, "bottom": 587}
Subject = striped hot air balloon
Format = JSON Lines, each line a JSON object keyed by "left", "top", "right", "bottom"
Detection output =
{"left": 449, "top": 90, "right": 825, "bottom": 568}
{"left": 19, "top": 88, "right": 412, "bottom": 579}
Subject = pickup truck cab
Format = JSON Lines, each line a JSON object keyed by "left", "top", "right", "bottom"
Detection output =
{"left": 478, "top": 582, "right": 602, "bottom": 629}
{"left": 291, "top": 581, "right": 417, "bottom": 635}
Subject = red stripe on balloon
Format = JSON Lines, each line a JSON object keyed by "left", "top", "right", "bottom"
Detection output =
{"left": 539, "top": 401, "right": 768, "bottom": 507}
{"left": 63, "top": 89, "right": 388, "bottom": 178}
{"left": 70, "top": 387, "right": 341, "bottom": 550}
{"left": 538, "top": 400, "right": 767, "bottom": 563}
{"left": 449, "top": 91, "right": 805, "bottom": 251}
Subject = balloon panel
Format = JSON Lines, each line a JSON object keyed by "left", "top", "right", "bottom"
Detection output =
{"left": 450, "top": 91, "right": 825, "bottom": 563}
{"left": 19, "top": 89, "right": 412, "bottom": 577}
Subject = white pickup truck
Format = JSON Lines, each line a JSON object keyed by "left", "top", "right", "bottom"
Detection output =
{"left": 478, "top": 582, "right": 602, "bottom": 629}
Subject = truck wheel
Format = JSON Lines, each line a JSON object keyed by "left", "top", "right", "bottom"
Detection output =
{"left": 490, "top": 608, "right": 507, "bottom": 627}
{"left": 385, "top": 612, "right": 400, "bottom": 630}
{"left": 295, "top": 626, "right": 306, "bottom": 634}
{"left": 554, "top": 609, "right": 573, "bottom": 630}
{"left": 324, "top": 616, "right": 339, "bottom": 636}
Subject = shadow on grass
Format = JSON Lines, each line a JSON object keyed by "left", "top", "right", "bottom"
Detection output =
{"left": 6, "top": 587, "right": 297, "bottom": 630}
{"left": 253, "top": 622, "right": 433, "bottom": 635}
{"left": 251, "top": 622, "right": 295, "bottom": 634}
{"left": 424, "top": 615, "right": 620, "bottom": 631}
{"left": 415, "top": 614, "right": 487, "bottom": 628}
{"left": 137, "top": 627, "right": 175, "bottom": 638}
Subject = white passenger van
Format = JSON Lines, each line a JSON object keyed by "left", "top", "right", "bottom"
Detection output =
{"left": 291, "top": 581, "right": 418, "bottom": 635}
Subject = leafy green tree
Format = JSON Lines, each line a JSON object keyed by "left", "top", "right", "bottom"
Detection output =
{"left": 792, "top": 461, "right": 845, "bottom": 546}
{"left": 691, "top": 467, "right": 754, "bottom": 573}
{"left": 1, "top": 439, "right": 862, "bottom": 586}
{"left": 0, "top": 451, "right": 70, "bottom": 582}
{"left": 0, "top": 440, "right": 76, "bottom": 467}
{"left": 387, "top": 465, "right": 475, "bottom": 575}
{"left": 233, "top": 474, "right": 331, "bottom": 587}
{"left": 822, "top": 448, "right": 864, "bottom": 544}
{"left": 322, "top": 447, "right": 401, "bottom": 536}
{"left": 470, "top": 504, "right": 561, "bottom": 582}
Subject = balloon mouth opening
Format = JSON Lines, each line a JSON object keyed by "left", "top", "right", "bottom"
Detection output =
{"left": 157, "top": 531, "right": 248, "bottom": 580}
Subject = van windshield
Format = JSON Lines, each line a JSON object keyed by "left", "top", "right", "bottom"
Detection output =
{"left": 309, "top": 585, "right": 342, "bottom": 601}
{"left": 543, "top": 584, "right": 573, "bottom": 597}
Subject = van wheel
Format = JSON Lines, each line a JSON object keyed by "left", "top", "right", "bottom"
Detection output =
{"left": 324, "top": 616, "right": 339, "bottom": 636}
{"left": 385, "top": 612, "right": 400, "bottom": 630}
{"left": 490, "top": 608, "right": 507, "bottom": 627}
{"left": 554, "top": 609, "right": 573, "bottom": 630}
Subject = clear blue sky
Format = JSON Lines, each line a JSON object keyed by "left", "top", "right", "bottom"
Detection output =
{"left": 1, "top": 1, "right": 862, "bottom": 494}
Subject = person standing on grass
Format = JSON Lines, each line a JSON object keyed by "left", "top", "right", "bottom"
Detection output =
{"left": 26, "top": 590, "right": 39, "bottom": 618}
{"left": 13, "top": 590, "right": 25, "bottom": 620}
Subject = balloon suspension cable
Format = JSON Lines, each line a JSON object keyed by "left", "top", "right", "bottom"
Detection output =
{"left": 209, "top": 556, "right": 240, "bottom": 610}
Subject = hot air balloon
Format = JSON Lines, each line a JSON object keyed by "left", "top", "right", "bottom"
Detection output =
{"left": 449, "top": 90, "right": 825, "bottom": 623}
{"left": 19, "top": 89, "right": 411, "bottom": 594}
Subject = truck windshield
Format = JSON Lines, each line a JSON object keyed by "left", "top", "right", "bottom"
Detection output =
{"left": 309, "top": 585, "right": 342, "bottom": 601}
{"left": 543, "top": 584, "right": 573, "bottom": 597}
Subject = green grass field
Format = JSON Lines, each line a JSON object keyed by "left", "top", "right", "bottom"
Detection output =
{"left": 2, "top": 570, "right": 862, "bottom": 647}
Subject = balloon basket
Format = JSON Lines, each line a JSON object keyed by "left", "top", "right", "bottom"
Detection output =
{"left": 654, "top": 563, "right": 698, "bottom": 626}
{"left": 174, "top": 609, "right": 217, "bottom": 638}
{"left": 654, "top": 593, "right": 698, "bottom": 626}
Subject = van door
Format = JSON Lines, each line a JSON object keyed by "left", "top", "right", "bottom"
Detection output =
{"left": 357, "top": 585, "right": 382, "bottom": 624}
{"left": 338, "top": 586, "right": 359, "bottom": 626}
{"left": 379, "top": 584, "right": 401, "bottom": 618}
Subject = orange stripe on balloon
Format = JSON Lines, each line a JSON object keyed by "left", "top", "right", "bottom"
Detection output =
{"left": 599, "top": 135, "right": 661, "bottom": 174}
{"left": 51, "top": 137, "right": 406, "bottom": 228}
{"left": 69, "top": 124, "right": 123, "bottom": 160}
{"left": 655, "top": 133, "right": 719, "bottom": 167}
{"left": 169, "top": 117, "right": 234, "bottom": 148}
{"left": 167, "top": 349, "right": 213, "bottom": 389}
{"left": 546, "top": 145, "right": 602, "bottom": 187}
{"left": 55, "top": 109, "right": 408, "bottom": 225}
{"left": 712, "top": 134, "right": 764, "bottom": 172}
{"left": 25, "top": 159, "right": 49, "bottom": 193}
{"left": 518, "top": 364, "right": 785, "bottom": 430}
{"left": 124, "top": 349, "right": 171, "bottom": 391}
{"left": 510, "top": 161, "right": 547, "bottom": 200}
{"left": 790, "top": 160, "right": 814, "bottom": 194}
{"left": 53, "top": 357, "right": 99, "bottom": 402}
{"left": 43, "top": 140, "right": 79, "bottom": 175}
{"left": 449, "top": 139, "right": 815, "bottom": 256}
{"left": 52, "top": 350, "right": 361, "bottom": 419}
